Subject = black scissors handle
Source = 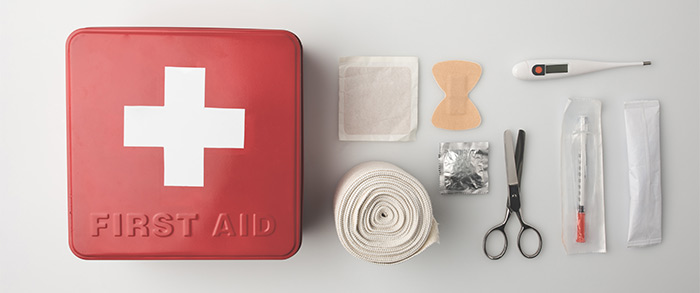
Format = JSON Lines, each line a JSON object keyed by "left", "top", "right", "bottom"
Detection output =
{"left": 482, "top": 209, "right": 543, "bottom": 260}
{"left": 483, "top": 209, "right": 510, "bottom": 260}
{"left": 515, "top": 213, "right": 543, "bottom": 259}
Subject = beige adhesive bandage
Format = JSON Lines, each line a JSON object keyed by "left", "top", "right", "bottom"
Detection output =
{"left": 431, "top": 61, "right": 482, "bottom": 130}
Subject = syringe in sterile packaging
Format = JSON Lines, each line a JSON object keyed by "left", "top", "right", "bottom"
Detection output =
{"left": 576, "top": 116, "right": 588, "bottom": 243}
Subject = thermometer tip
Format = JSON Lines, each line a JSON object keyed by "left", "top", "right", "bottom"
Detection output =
{"left": 643, "top": 61, "right": 652, "bottom": 66}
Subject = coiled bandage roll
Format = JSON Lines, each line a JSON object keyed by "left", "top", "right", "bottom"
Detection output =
{"left": 334, "top": 161, "right": 439, "bottom": 264}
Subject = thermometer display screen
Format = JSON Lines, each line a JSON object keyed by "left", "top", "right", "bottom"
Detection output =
{"left": 546, "top": 64, "right": 568, "bottom": 74}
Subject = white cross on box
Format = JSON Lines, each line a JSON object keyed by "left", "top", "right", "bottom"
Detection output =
{"left": 123, "top": 67, "right": 245, "bottom": 187}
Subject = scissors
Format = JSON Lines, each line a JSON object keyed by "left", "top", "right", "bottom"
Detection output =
{"left": 483, "top": 129, "right": 542, "bottom": 260}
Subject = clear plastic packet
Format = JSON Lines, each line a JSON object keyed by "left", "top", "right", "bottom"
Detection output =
{"left": 561, "top": 98, "right": 606, "bottom": 254}
{"left": 438, "top": 142, "right": 489, "bottom": 195}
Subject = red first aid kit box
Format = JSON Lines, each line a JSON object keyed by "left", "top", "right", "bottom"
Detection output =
{"left": 66, "top": 27, "right": 302, "bottom": 259}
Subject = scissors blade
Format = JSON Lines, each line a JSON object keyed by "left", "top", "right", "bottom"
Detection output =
{"left": 515, "top": 130, "right": 526, "bottom": 183}
{"left": 504, "top": 130, "right": 519, "bottom": 186}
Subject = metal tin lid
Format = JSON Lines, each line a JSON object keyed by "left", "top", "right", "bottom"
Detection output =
{"left": 66, "top": 27, "right": 302, "bottom": 259}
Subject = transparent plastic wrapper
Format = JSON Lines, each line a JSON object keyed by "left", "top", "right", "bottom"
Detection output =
{"left": 438, "top": 142, "right": 489, "bottom": 195}
{"left": 561, "top": 98, "right": 606, "bottom": 254}
{"left": 624, "top": 100, "right": 662, "bottom": 247}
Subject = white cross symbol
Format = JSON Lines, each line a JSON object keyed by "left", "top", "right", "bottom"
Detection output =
{"left": 123, "top": 67, "right": 245, "bottom": 187}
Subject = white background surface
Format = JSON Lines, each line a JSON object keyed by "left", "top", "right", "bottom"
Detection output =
{"left": 1, "top": 0, "right": 698, "bottom": 292}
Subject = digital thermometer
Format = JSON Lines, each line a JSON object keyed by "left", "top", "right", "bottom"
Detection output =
{"left": 512, "top": 59, "right": 651, "bottom": 80}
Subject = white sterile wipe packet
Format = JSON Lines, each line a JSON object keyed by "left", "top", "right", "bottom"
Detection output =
{"left": 339, "top": 56, "right": 418, "bottom": 141}
{"left": 624, "top": 100, "right": 662, "bottom": 248}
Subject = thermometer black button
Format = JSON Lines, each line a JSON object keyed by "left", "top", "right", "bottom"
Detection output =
{"left": 532, "top": 64, "right": 545, "bottom": 76}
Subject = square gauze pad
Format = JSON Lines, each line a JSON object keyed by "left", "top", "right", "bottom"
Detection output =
{"left": 339, "top": 56, "right": 418, "bottom": 141}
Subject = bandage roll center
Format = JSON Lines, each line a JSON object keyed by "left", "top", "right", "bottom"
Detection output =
{"left": 334, "top": 161, "right": 439, "bottom": 264}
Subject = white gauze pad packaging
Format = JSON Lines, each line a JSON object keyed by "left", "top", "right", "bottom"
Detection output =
{"left": 339, "top": 56, "right": 418, "bottom": 141}
{"left": 624, "top": 100, "right": 662, "bottom": 248}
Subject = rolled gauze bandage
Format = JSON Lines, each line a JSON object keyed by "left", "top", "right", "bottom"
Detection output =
{"left": 334, "top": 161, "right": 439, "bottom": 264}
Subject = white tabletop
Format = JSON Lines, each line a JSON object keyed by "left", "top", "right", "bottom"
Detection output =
{"left": 1, "top": 0, "right": 698, "bottom": 292}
